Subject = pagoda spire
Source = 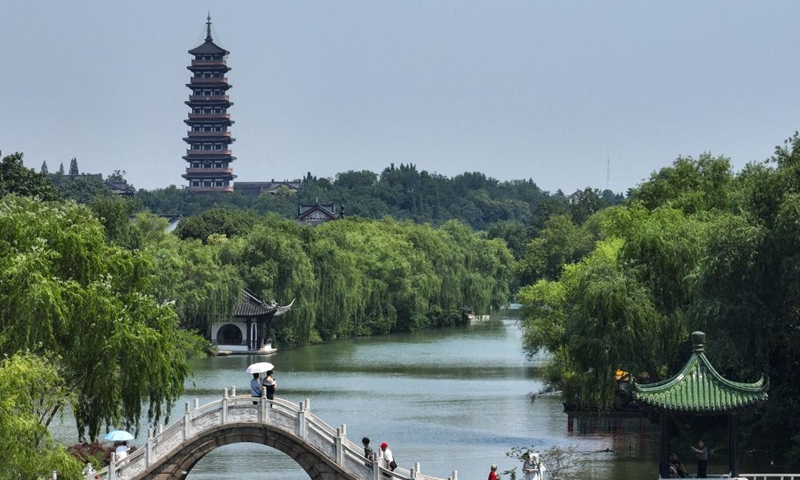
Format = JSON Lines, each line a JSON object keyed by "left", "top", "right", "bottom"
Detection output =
{"left": 205, "top": 12, "right": 213, "bottom": 42}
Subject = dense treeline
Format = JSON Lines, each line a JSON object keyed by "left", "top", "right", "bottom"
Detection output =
{"left": 518, "top": 141, "right": 800, "bottom": 464}
{"left": 133, "top": 163, "right": 622, "bottom": 235}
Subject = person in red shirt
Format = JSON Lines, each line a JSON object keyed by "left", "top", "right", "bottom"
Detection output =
{"left": 488, "top": 464, "right": 498, "bottom": 480}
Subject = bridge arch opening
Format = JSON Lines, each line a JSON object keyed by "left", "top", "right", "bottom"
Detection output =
{"left": 187, "top": 443, "right": 308, "bottom": 478}
{"left": 141, "top": 423, "right": 356, "bottom": 480}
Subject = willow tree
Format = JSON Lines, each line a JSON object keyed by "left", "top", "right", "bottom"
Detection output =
{"left": 221, "top": 216, "right": 317, "bottom": 345}
{"left": 0, "top": 353, "right": 84, "bottom": 480}
{"left": 144, "top": 233, "right": 242, "bottom": 336}
{"left": 308, "top": 223, "right": 367, "bottom": 339}
{"left": 0, "top": 195, "right": 189, "bottom": 441}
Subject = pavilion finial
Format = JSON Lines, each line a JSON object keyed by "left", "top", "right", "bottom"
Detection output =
{"left": 691, "top": 331, "right": 706, "bottom": 352}
{"left": 205, "top": 12, "right": 213, "bottom": 42}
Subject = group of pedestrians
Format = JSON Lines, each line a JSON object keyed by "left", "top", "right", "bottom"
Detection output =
{"left": 250, "top": 370, "right": 276, "bottom": 404}
{"left": 670, "top": 440, "right": 708, "bottom": 478}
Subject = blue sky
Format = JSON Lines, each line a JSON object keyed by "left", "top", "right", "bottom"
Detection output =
{"left": 3, "top": 1, "right": 799, "bottom": 193}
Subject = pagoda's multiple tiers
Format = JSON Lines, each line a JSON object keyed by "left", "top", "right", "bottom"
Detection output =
{"left": 182, "top": 16, "right": 236, "bottom": 192}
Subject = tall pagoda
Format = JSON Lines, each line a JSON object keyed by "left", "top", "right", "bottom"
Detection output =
{"left": 182, "top": 15, "right": 236, "bottom": 192}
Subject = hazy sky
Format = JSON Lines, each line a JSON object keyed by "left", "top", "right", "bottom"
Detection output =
{"left": 3, "top": 1, "right": 800, "bottom": 194}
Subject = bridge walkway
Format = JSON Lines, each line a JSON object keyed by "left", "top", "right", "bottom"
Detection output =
{"left": 94, "top": 388, "right": 457, "bottom": 480}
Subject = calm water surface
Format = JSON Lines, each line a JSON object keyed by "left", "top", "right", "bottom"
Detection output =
{"left": 176, "top": 311, "right": 663, "bottom": 480}
{"left": 52, "top": 311, "right": 735, "bottom": 479}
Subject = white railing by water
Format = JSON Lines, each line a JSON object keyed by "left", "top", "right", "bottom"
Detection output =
{"left": 92, "top": 389, "right": 456, "bottom": 480}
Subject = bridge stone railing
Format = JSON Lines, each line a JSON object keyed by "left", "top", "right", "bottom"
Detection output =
{"left": 92, "top": 388, "right": 457, "bottom": 480}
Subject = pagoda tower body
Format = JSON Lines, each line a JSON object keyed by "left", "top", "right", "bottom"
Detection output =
{"left": 182, "top": 16, "right": 236, "bottom": 192}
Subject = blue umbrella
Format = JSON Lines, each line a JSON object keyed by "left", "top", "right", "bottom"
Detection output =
{"left": 104, "top": 430, "right": 134, "bottom": 442}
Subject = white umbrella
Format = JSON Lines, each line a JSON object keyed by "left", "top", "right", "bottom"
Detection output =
{"left": 245, "top": 362, "right": 274, "bottom": 374}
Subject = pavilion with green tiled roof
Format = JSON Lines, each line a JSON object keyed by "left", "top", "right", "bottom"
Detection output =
{"left": 633, "top": 331, "right": 768, "bottom": 479}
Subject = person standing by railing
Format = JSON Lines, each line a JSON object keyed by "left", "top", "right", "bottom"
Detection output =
{"left": 263, "top": 370, "right": 276, "bottom": 401}
{"left": 363, "top": 437, "right": 373, "bottom": 461}
{"left": 250, "top": 373, "right": 262, "bottom": 405}
{"left": 380, "top": 442, "right": 396, "bottom": 472}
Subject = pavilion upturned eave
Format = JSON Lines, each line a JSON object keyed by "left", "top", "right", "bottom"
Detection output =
{"left": 632, "top": 332, "right": 768, "bottom": 415}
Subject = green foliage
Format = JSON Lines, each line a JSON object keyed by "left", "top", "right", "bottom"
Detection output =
{"left": 516, "top": 214, "right": 596, "bottom": 284}
{"left": 0, "top": 151, "right": 60, "bottom": 201}
{"left": 0, "top": 353, "right": 84, "bottom": 480}
{"left": 136, "top": 164, "right": 621, "bottom": 236}
{"left": 69, "top": 157, "right": 79, "bottom": 175}
{"left": 175, "top": 206, "right": 259, "bottom": 242}
{"left": 629, "top": 153, "right": 732, "bottom": 213}
{"left": 88, "top": 195, "right": 139, "bottom": 247}
{"left": 518, "top": 135, "right": 800, "bottom": 463}
{"left": 50, "top": 174, "right": 113, "bottom": 203}
{"left": 0, "top": 196, "right": 188, "bottom": 441}
{"left": 209, "top": 215, "right": 514, "bottom": 346}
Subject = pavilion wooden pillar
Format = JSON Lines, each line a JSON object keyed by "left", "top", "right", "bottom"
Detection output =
{"left": 729, "top": 415, "right": 740, "bottom": 478}
{"left": 659, "top": 413, "right": 670, "bottom": 479}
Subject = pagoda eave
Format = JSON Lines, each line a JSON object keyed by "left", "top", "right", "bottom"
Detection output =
{"left": 185, "top": 118, "right": 234, "bottom": 125}
{"left": 182, "top": 137, "right": 236, "bottom": 143}
{"left": 187, "top": 65, "right": 231, "bottom": 73}
{"left": 182, "top": 173, "right": 238, "bottom": 180}
{"left": 185, "top": 100, "right": 234, "bottom": 107}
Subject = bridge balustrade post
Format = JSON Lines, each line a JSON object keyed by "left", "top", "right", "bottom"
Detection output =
{"left": 146, "top": 428, "right": 154, "bottom": 468}
{"left": 183, "top": 402, "right": 191, "bottom": 441}
{"left": 158, "top": 424, "right": 164, "bottom": 435}
{"left": 222, "top": 388, "right": 229, "bottom": 424}
{"left": 260, "top": 386, "right": 267, "bottom": 423}
{"left": 411, "top": 462, "right": 421, "bottom": 480}
{"left": 108, "top": 453, "right": 116, "bottom": 480}
{"left": 297, "top": 399, "right": 309, "bottom": 440}
{"left": 372, "top": 451, "right": 381, "bottom": 480}
{"left": 452, "top": 470, "right": 458, "bottom": 480}
{"left": 335, "top": 424, "right": 346, "bottom": 466}
{"left": 231, "top": 386, "right": 236, "bottom": 397}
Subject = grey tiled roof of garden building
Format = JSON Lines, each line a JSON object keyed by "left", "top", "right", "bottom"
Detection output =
{"left": 632, "top": 331, "right": 768, "bottom": 414}
{"left": 233, "top": 290, "right": 293, "bottom": 318}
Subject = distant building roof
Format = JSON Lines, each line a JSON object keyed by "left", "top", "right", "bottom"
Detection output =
{"left": 127, "top": 214, "right": 182, "bottom": 232}
{"left": 297, "top": 202, "right": 343, "bottom": 226}
{"left": 233, "top": 289, "right": 294, "bottom": 318}
{"left": 234, "top": 181, "right": 301, "bottom": 196}
{"left": 107, "top": 181, "right": 135, "bottom": 196}
{"left": 633, "top": 331, "right": 768, "bottom": 414}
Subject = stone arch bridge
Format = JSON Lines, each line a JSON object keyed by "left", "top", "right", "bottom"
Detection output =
{"left": 97, "top": 390, "right": 457, "bottom": 480}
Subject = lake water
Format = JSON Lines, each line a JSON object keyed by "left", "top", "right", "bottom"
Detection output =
{"left": 174, "top": 311, "right": 662, "bottom": 480}
{"left": 52, "top": 310, "right": 760, "bottom": 479}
